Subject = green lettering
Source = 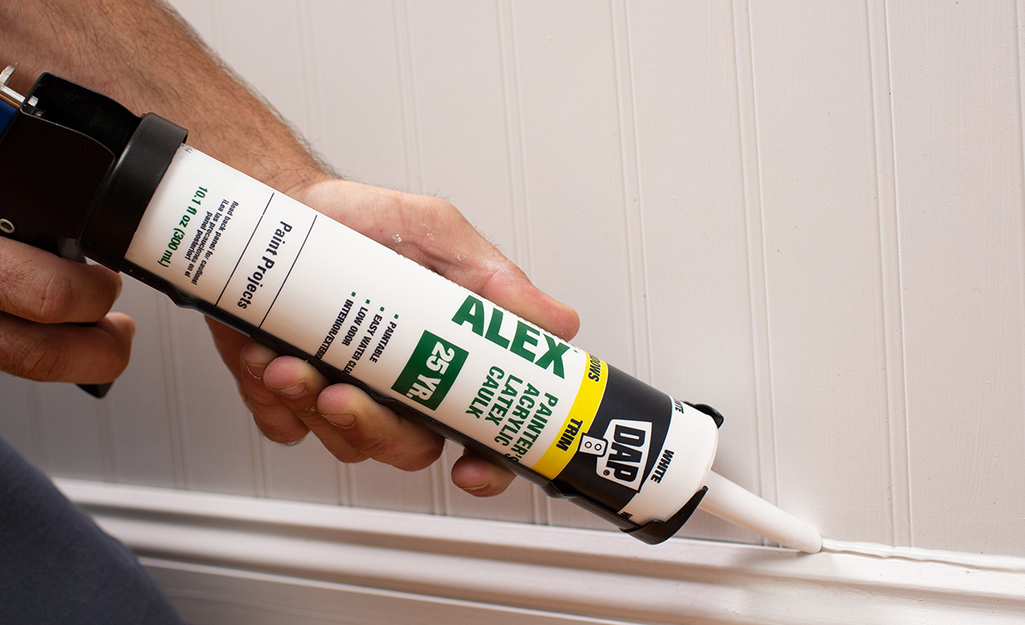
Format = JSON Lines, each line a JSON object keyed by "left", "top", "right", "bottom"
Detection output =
{"left": 485, "top": 308, "right": 511, "bottom": 348}
{"left": 510, "top": 321, "right": 539, "bottom": 362}
{"left": 535, "top": 334, "right": 571, "bottom": 379}
{"left": 452, "top": 295, "right": 486, "bottom": 335}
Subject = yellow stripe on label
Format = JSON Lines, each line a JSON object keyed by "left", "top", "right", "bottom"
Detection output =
{"left": 531, "top": 354, "right": 608, "bottom": 479}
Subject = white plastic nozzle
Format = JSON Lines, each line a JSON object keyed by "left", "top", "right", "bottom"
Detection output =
{"left": 699, "top": 471, "right": 822, "bottom": 553}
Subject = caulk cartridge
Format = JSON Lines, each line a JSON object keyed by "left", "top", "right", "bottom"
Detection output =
{"left": 0, "top": 70, "right": 724, "bottom": 544}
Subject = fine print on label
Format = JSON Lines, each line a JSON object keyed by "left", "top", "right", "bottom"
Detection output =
{"left": 124, "top": 144, "right": 717, "bottom": 528}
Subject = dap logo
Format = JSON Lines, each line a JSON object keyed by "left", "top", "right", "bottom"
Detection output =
{"left": 578, "top": 419, "right": 652, "bottom": 491}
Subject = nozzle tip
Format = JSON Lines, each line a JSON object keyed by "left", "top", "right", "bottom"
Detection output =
{"left": 700, "top": 471, "right": 822, "bottom": 553}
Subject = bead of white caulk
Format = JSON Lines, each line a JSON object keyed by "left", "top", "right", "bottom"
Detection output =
{"left": 820, "top": 540, "right": 1025, "bottom": 571}
{"left": 699, "top": 471, "right": 822, "bottom": 553}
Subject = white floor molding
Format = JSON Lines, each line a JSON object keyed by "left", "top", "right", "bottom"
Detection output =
{"left": 58, "top": 479, "right": 1025, "bottom": 625}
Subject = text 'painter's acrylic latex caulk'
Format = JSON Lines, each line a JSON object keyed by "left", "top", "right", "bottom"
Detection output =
{"left": 0, "top": 69, "right": 821, "bottom": 550}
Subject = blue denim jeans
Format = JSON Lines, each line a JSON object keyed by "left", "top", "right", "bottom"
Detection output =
{"left": 0, "top": 433, "right": 184, "bottom": 624}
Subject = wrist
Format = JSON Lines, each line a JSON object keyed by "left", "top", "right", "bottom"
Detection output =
{"left": 250, "top": 153, "right": 334, "bottom": 201}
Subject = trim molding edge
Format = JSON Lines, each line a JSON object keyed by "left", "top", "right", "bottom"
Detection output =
{"left": 57, "top": 479, "right": 1025, "bottom": 625}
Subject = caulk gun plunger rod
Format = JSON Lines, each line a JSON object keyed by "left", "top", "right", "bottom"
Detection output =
{"left": 1, "top": 66, "right": 25, "bottom": 108}
{"left": 700, "top": 471, "right": 822, "bottom": 553}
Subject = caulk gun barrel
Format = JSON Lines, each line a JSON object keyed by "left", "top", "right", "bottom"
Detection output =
{"left": 700, "top": 471, "right": 822, "bottom": 553}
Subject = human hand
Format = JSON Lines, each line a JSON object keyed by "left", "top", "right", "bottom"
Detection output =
{"left": 0, "top": 236, "right": 134, "bottom": 384}
{"left": 209, "top": 179, "right": 579, "bottom": 497}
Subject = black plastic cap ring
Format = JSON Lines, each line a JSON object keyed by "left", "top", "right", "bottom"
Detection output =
{"left": 621, "top": 486, "right": 709, "bottom": 545}
{"left": 79, "top": 113, "right": 187, "bottom": 271}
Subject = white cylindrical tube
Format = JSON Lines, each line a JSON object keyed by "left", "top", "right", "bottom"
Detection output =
{"left": 121, "top": 145, "right": 721, "bottom": 542}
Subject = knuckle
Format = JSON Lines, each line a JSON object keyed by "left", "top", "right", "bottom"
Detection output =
{"left": 351, "top": 433, "right": 393, "bottom": 461}
{"left": 246, "top": 392, "right": 286, "bottom": 414}
{"left": 34, "top": 273, "right": 77, "bottom": 322}
{"left": 357, "top": 434, "right": 440, "bottom": 471}
{"left": 295, "top": 403, "right": 320, "bottom": 417}
{"left": 102, "top": 355, "right": 130, "bottom": 382}
{"left": 397, "top": 453, "right": 437, "bottom": 473}
{"left": 277, "top": 393, "right": 322, "bottom": 422}
{"left": 21, "top": 336, "right": 67, "bottom": 382}
{"left": 282, "top": 393, "right": 321, "bottom": 417}
{"left": 0, "top": 264, "right": 27, "bottom": 315}
{"left": 250, "top": 409, "right": 309, "bottom": 445}
{"left": 404, "top": 441, "right": 444, "bottom": 471}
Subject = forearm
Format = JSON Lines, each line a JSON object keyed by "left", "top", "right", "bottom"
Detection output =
{"left": 0, "top": 0, "right": 328, "bottom": 194}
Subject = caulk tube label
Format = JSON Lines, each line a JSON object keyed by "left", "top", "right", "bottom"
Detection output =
{"left": 124, "top": 145, "right": 718, "bottom": 527}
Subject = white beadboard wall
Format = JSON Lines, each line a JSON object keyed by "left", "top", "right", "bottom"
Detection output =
{"left": 1, "top": 0, "right": 1024, "bottom": 560}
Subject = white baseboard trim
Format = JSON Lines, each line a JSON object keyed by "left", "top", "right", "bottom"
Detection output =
{"left": 58, "top": 478, "right": 1025, "bottom": 625}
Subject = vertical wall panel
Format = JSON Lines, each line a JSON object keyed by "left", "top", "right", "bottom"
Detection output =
{"left": 101, "top": 280, "right": 181, "bottom": 488}
{"left": 32, "top": 386, "right": 108, "bottom": 479}
{"left": 747, "top": 0, "right": 894, "bottom": 543}
{"left": 170, "top": 308, "right": 261, "bottom": 495}
{"left": 507, "top": 2, "right": 633, "bottom": 363}
{"left": 258, "top": 438, "right": 342, "bottom": 505}
{"left": 866, "top": 0, "right": 911, "bottom": 548}
{"left": 729, "top": 0, "right": 780, "bottom": 542}
{"left": 404, "top": 1, "right": 520, "bottom": 254}
{"left": 218, "top": 1, "right": 313, "bottom": 140}
{"left": 306, "top": 1, "right": 409, "bottom": 190}
{"left": 626, "top": 0, "right": 757, "bottom": 544}
{"left": 887, "top": 1, "right": 1025, "bottom": 555}
{"left": 0, "top": 376, "right": 41, "bottom": 467}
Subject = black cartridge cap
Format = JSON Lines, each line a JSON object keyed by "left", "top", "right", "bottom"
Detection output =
{"left": 79, "top": 113, "right": 187, "bottom": 271}
{"left": 623, "top": 486, "right": 708, "bottom": 545}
